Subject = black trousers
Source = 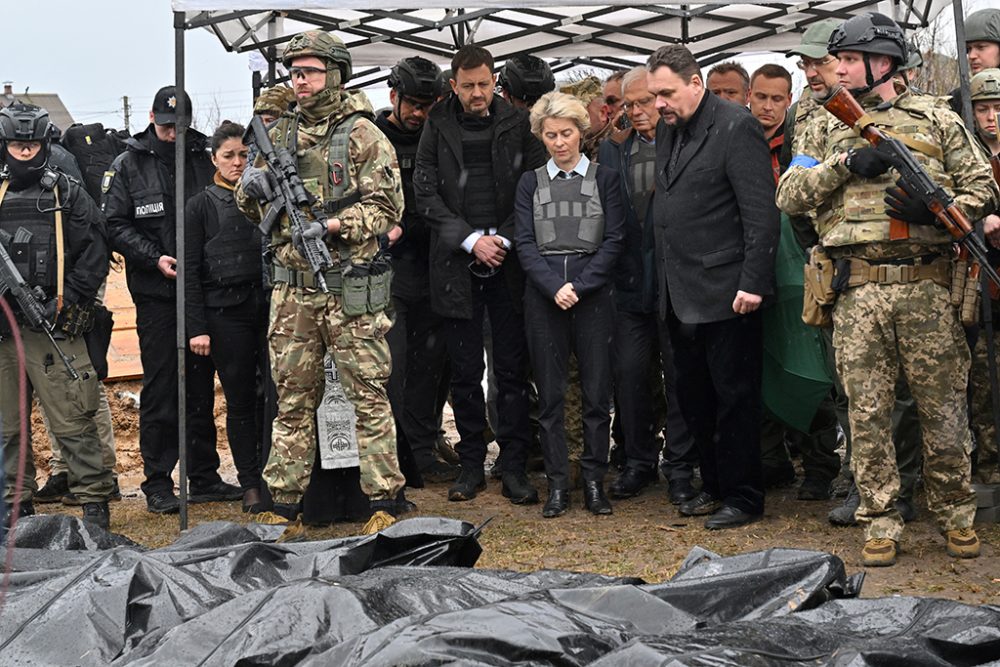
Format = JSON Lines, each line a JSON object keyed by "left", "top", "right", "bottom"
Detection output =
{"left": 134, "top": 298, "right": 221, "bottom": 496}
{"left": 525, "top": 285, "right": 613, "bottom": 488}
{"left": 386, "top": 291, "right": 450, "bottom": 475}
{"left": 666, "top": 309, "right": 765, "bottom": 514}
{"left": 204, "top": 292, "right": 267, "bottom": 492}
{"left": 443, "top": 271, "right": 530, "bottom": 472}
{"left": 613, "top": 310, "right": 696, "bottom": 479}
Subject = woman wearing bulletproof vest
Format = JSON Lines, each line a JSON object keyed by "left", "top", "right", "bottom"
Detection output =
{"left": 514, "top": 92, "right": 625, "bottom": 518}
{"left": 184, "top": 121, "right": 269, "bottom": 514}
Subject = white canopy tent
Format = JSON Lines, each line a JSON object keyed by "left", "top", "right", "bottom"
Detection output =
{"left": 172, "top": 1, "right": 956, "bottom": 89}
{"left": 164, "top": 1, "right": 979, "bottom": 530}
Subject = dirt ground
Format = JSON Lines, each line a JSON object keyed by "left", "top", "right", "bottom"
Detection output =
{"left": 26, "top": 380, "right": 1000, "bottom": 605}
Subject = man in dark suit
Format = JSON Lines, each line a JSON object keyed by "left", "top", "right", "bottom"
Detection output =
{"left": 647, "top": 44, "right": 779, "bottom": 529}
{"left": 414, "top": 45, "right": 547, "bottom": 504}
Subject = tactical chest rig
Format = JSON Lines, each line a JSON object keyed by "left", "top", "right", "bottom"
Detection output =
{"left": 0, "top": 175, "right": 65, "bottom": 313}
{"left": 269, "top": 112, "right": 392, "bottom": 315}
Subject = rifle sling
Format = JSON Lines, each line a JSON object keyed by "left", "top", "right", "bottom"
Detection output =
{"left": 54, "top": 187, "right": 64, "bottom": 313}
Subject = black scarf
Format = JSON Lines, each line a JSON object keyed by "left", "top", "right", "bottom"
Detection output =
{"left": 4, "top": 149, "right": 47, "bottom": 191}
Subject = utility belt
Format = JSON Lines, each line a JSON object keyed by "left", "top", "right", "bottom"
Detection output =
{"left": 802, "top": 247, "right": 951, "bottom": 328}
{"left": 271, "top": 253, "right": 393, "bottom": 316}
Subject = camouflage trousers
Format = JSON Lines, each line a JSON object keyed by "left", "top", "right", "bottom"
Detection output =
{"left": 969, "top": 312, "right": 1000, "bottom": 484}
{"left": 266, "top": 283, "right": 405, "bottom": 504}
{"left": 833, "top": 280, "right": 975, "bottom": 541}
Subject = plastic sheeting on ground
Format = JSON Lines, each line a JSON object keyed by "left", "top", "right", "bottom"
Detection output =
{"left": 1, "top": 516, "right": 999, "bottom": 666}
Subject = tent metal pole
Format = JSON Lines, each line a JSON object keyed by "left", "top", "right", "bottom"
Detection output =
{"left": 174, "top": 10, "right": 189, "bottom": 532}
{"left": 267, "top": 15, "right": 277, "bottom": 87}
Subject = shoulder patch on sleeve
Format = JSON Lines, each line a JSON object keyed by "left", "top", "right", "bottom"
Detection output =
{"left": 101, "top": 170, "right": 116, "bottom": 194}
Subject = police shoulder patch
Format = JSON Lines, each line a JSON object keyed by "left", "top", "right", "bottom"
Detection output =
{"left": 101, "top": 170, "right": 115, "bottom": 194}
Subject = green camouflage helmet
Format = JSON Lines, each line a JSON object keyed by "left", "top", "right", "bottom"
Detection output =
{"left": 971, "top": 68, "right": 1000, "bottom": 102}
{"left": 282, "top": 30, "right": 353, "bottom": 83}
{"left": 253, "top": 86, "right": 297, "bottom": 115}
{"left": 966, "top": 8, "right": 1000, "bottom": 44}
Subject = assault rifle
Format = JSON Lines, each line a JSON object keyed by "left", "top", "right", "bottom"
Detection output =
{"left": 822, "top": 85, "right": 1000, "bottom": 290}
{"left": 0, "top": 234, "right": 80, "bottom": 380}
{"left": 243, "top": 115, "right": 334, "bottom": 292}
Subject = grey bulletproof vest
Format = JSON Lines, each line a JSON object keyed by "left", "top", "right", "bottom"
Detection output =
{"left": 532, "top": 163, "right": 604, "bottom": 256}
{"left": 628, "top": 138, "right": 657, "bottom": 225}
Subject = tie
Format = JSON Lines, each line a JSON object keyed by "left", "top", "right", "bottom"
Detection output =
{"left": 667, "top": 129, "right": 684, "bottom": 180}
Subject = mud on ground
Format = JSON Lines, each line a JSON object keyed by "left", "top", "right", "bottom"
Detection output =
{"left": 25, "top": 380, "right": 1000, "bottom": 605}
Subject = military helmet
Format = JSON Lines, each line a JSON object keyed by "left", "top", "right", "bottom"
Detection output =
{"left": 828, "top": 12, "right": 907, "bottom": 64}
{"left": 388, "top": 56, "right": 442, "bottom": 100}
{"left": 966, "top": 8, "right": 1000, "bottom": 44}
{"left": 282, "top": 30, "right": 353, "bottom": 83}
{"left": 971, "top": 68, "right": 1000, "bottom": 102}
{"left": 901, "top": 40, "right": 923, "bottom": 71}
{"left": 254, "top": 86, "right": 296, "bottom": 115}
{"left": 0, "top": 103, "right": 53, "bottom": 144}
{"left": 436, "top": 69, "right": 452, "bottom": 98}
{"left": 498, "top": 54, "right": 556, "bottom": 103}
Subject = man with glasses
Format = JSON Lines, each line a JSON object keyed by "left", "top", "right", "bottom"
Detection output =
{"left": 599, "top": 67, "right": 697, "bottom": 504}
{"left": 414, "top": 45, "right": 546, "bottom": 503}
{"left": 375, "top": 56, "right": 457, "bottom": 487}
{"left": 236, "top": 31, "right": 406, "bottom": 539}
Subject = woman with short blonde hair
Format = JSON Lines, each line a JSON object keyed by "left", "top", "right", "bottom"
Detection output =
{"left": 515, "top": 89, "right": 625, "bottom": 519}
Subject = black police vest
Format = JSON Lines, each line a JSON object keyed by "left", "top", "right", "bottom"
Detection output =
{"left": 532, "top": 163, "right": 604, "bottom": 255}
{"left": 0, "top": 183, "right": 58, "bottom": 291}
{"left": 201, "top": 184, "right": 262, "bottom": 286}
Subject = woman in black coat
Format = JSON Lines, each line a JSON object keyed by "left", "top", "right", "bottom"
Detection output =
{"left": 185, "top": 121, "right": 269, "bottom": 513}
{"left": 515, "top": 91, "right": 625, "bottom": 518}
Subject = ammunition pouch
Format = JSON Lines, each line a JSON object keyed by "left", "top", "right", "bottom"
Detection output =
{"left": 802, "top": 245, "right": 837, "bottom": 328}
{"left": 58, "top": 300, "right": 99, "bottom": 338}
{"left": 342, "top": 255, "right": 393, "bottom": 317}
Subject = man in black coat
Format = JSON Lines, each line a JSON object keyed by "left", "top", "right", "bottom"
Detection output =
{"left": 647, "top": 45, "right": 779, "bottom": 529}
{"left": 414, "top": 45, "right": 546, "bottom": 503}
{"left": 103, "top": 86, "right": 240, "bottom": 514}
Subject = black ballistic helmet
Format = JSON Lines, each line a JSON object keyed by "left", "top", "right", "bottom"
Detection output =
{"left": 388, "top": 56, "right": 443, "bottom": 100}
{"left": 498, "top": 54, "right": 556, "bottom": 104}
{"left": 0, "top": 103, "right": 53, "bottom": 145}
{"left": 828, "top": 13, "right": 907, "bottom": 94}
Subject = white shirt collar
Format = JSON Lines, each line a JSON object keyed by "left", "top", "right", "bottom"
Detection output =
{"left": 546, "top": 154, "right": 590, "bottom": 180}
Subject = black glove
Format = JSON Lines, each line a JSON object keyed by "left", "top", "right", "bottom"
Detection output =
{"left": 291, "top": 220, "right": 327, "bottom": 258}
{"left": 240, "top": 165, "right": 277, "bottom": 201}
{"left": 845, "top": 147, "right": 893, "bottom": 178}
{"left": 884, "top": 179, "right": 937, "bottom": 227}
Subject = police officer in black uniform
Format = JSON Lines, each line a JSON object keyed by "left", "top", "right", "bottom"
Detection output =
{"left": 0, "top": 103, "right": 114, "bottom": 529}
{"left": 376, "top": 57, "right": 457, "bottom": 485}
{"left": 102, "top": 86, "right": 240, "bottom": 514}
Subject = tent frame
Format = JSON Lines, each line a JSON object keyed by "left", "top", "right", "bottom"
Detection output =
{"left": 170, "top": 1, "right": 978, "bottom": 530}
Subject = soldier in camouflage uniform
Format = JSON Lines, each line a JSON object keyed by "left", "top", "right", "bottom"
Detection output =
{"left": 253, "top": 86, "right": 297, "bottom": 126}
{"left": 777, "top": 13, "right": 999, "bottom": 566}
{"left": 236, "top": 31, "right": 406, "bottom": 539}
{"left": 968, "top": 68, "right": 1000, "bottom": 484}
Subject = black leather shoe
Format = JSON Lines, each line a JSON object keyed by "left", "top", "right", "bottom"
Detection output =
{"left": 583, "top": 481, "right": 613, "bottom": 515}
{"left": 704, "top": 505, "right": 762, "bottom": 530}
{"left": 542, "top": 488, "right": 569, "bottom": 518}
{"left": 896, "top": 497, "right": 917, "bottom": 523}
{"left": 678, "top": 491, "right": 721, "bottom": 517}
{"left": 502, "top": 471, "right": 539, "bottom": 504}
{"left": 395, "top": 489, "right": 417, "bottom": 515}
{"left": 448, "top": 466, "right": 487, "bottom": 501}
{"left": 609, "top": 466, "right": 657, "bottom": 499}
{"left": 668, "top": 479, "right": 698, "bottom": 505}
{"left": 2, "top": 499, "right": 34, "bottom": 530}
{"left": 35, "top": 472, "right": 69, "bottom": 504}
{"left": 420, "top": 460, "right": 460, "bottom": 484}
{"left": 82, "top": 501, "right": 111, "bottom": 530}
{"left": 146, "top": 490, "right": 180, "bottom": 514}
{"left": 190, "top": 481, "right": 243, "bottom": 503}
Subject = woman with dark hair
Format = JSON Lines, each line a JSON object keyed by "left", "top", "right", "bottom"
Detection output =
{"left": 515, "top": 91, "right": 625, "bottom": 518}
{"left": 185, "top": 121, "right": 269, "bottom": 513}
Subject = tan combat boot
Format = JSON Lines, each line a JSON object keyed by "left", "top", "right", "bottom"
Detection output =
{"left": 945, "top": 528, "right": 980, "bottom": 559}
{"left": 861, "top": 538, "right": 897, "bottom": 567}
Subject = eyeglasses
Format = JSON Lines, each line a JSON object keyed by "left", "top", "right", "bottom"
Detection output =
{"left": 622, "top": 96, "right": 654, "bottom": 112}
{"left": 289, "top": 66, "right": 327, "bottom": 80}
{"left": 796, "top": 56, "right": 835, "bottom": 71}
{"left": 400, "top": 95, "right": 434, "bottom": 112}
{"left": 8, "top": 140, "right": 42, "bottom": 152}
